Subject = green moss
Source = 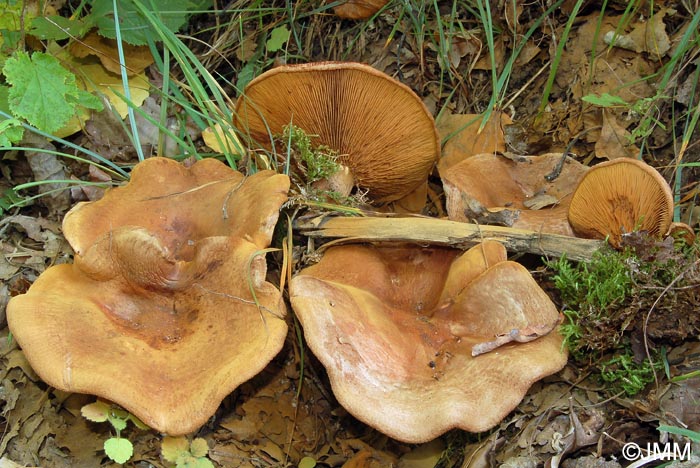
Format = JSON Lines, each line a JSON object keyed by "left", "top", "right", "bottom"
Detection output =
{"left": 282, "top": 124, "right": 340, "bottom": 183}
{"left": 546, "top": 236, "right": 698, "bottom": 396}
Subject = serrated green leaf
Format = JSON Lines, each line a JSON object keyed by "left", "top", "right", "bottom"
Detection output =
{"left": 104, "top": 437, "right": 133, "bottom": 464}
{"left": 161, "top": 436, "right": 190, "bottom": 462}
{"left": 0, "top": 2, "right": 23, "bottom": 30}
{"left": 0, "top": 187, "right": 24, "bottom": 216}
{"left": 0, "top": 117, "right": 24, "bottom": 146}
{"left": 88, "top": 0, "right": 208, "bottom": 45}
{"left": 80, "top": 401, "right": 111, "bottom": 422}
{"left": 30, "top": 16, "right": 92, "bottom": 40}
{"left": 107, "top": 413, "right": 128, "bottom": 431}
{"left": 266, "top": 25, "right": 290, "bottom": 52}
{"left": 235, "top": 61, "right": 257, "bottom": 93}
{"left": 581, "top": 93, "right": 629, "bottom": 108}
{"left": 2, "top": 51, "right": 102, "bottom": 133}
{"left": 189, "top": 438, "right": 209, "bottom": 458}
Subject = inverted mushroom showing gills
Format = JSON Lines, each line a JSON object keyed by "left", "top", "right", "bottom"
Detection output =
{"left": 568, "top": 157, "right": 674, "bottom": 248}
{"left": 7, "top": 157, "right": 290, "bottom": 435}
{"left": 289, "top": 241, "right": 567, "bottom": 443}
{"left": 234, "top": 61, "right": 440, "bottom": 204}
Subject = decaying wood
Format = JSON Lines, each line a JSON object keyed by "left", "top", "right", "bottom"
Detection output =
{"left": 295, "top": 215, "right": 606, "bottom": 261}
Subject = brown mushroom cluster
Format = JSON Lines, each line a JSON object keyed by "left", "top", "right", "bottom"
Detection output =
{"left": 7, "top": 157, "right": 290, "bottom": 435}
{"left": 290, "top": 241, "right": 567, "bottom": 443}
{"left": 9, "top": 63, "right": 582, "bottom": 444}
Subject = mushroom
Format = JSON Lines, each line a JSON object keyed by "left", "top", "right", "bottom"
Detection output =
{"left": 7, "top": 157, "right": 290, "bottom": 435}
{"left": 666, "top": 222, "right": 696, "bottom": 245}
{"left": 330, "top": 0, "right": 388, "bottom": 20}
{"left": 289, "top": 240, "right": 566, "bottom": 443}
{"left": 440, "top": 153, "right": 589, "bottom": 236}
{"left": 567, "top": 158, "right": 674, "bottom": 247}
{"left": 234, "top": 62, "right": 440, "bottom": 204}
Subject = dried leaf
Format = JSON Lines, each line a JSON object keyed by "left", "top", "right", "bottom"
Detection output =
{"left": 523, "top": 193, "right": 559, "bottom": 210}
{"left": 595, "top": 111, "right": 639, "bottom": 160}
{"left": 437, "top": 112, "right": 512, "bottom": 172}
{"left": 397, "top": 439, "right": 445, "bottom": 468}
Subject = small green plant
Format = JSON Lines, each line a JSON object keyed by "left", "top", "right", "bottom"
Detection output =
{"left": 548, "top": 235, "right": 699, "bottom": 396}
{"left": 2, "top": 50, "right": 103, "bottom": 136}
{"left": 281, "top": 124, "right": 340, "bottom": 183}
{"left": 581, "top": 92, "right": 669, "bottom": 144}
{"left": 548, "top": 248, "right": 633, "bottom": 355}
{"left": 161, "top": 436, "right": 215, "bottom": 468}
{"left": 600, "top": 350, "right": 662, "bottom": 396}
{"left": 278, "top": 124, "right": 368, "bottom": 211}
{"left": 81, "top": 400, "right": 148, "bottom": 465}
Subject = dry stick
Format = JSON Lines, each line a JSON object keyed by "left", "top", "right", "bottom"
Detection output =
{"left": 295, "top": 215, "right": 605, "bottom": 261}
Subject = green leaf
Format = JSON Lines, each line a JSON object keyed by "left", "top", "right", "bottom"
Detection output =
{"left": 127, "top": 413, "right": 150, "bottom": 430}
{"left": 2, "top": 51, "right": 103, "bottom": 133}
{"left": 80, "top": 401, "right": 111, "bottom": 422}
{"left": 266, "top": 25, "right": 290, "bottom": 52}
{"left": 30, "top": 16, "right": 92, "bottom": 40}
{"left": 194, "top": 458, "right": 215, "bottom": 468}
{"left": 0, "top": 116, "right": 24, "bottom": 146}
{"left": 235, "top": 60, "right": 258, "bottom": 92}
{"left": 161, "top": 436, "right": 189, "bottom": 463}
{"left": 0, "top": 1, "right": 23, "bottom": 30}
{"left": 581, "top": 93, "right": 629, "bottom": 108}
{"left": 299, "top": 456, "right": 317, "bottom": 468}
{"left": 104, "top": 437, "right": 133, "bottom": 464}
{"left": 0, "top": 188, "right": 24, "bottom": 216}
{"left": 88, "top": 0, "right": 208, "bottom": 45}
{"left": 107, "top": 413, "right": 128, "bottom": 432}
{"left": 189, "top": 438, "right": 209, "bottom": 458}
{"left": 658, "top": 425, "right": 700, "bottom": 442}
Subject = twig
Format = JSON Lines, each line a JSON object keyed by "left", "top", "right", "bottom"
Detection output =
{"left": 295, "top": 215, "right": 605, "bottom": 261}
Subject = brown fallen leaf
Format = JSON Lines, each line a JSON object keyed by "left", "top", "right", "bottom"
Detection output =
{"left": 472, "top": 314, "right": 564, "bottom": 356}
{"left": 437, "top": 112, "right": 512, "bottom": 172}
{"left": 595, "top": 110, "right": 640, "bottom": 160}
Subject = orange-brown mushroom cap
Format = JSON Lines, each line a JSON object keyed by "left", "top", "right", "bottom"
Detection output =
{"left": 289, "top": 241, "right": 567, "bottom": 443}
{"left": 234, "top": 62, "right": 440, "bottom": 203}
{"left": 440, "top": 153, "right": 589, "bottom": 236}
{"left": 568, "top": 158, "right": 674, "bottom": 248}
{"left": 7, "top": 157, "right": 290, "bottom": 435}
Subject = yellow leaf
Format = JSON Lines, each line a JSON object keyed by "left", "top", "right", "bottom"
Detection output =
{"left": 80, "top": 400, "right": 110, "bottom": 422}
{"left": 47, "top": 42, "right": 150, "bottom": 138}
{"left": 161, "top": 436, "right": 190, "bottom": 463}
{"left": 189, "top": 438, "right": 209, "bottom": 458}
{"left": 202, "top": 122, "right": 246, "bottom": 157}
